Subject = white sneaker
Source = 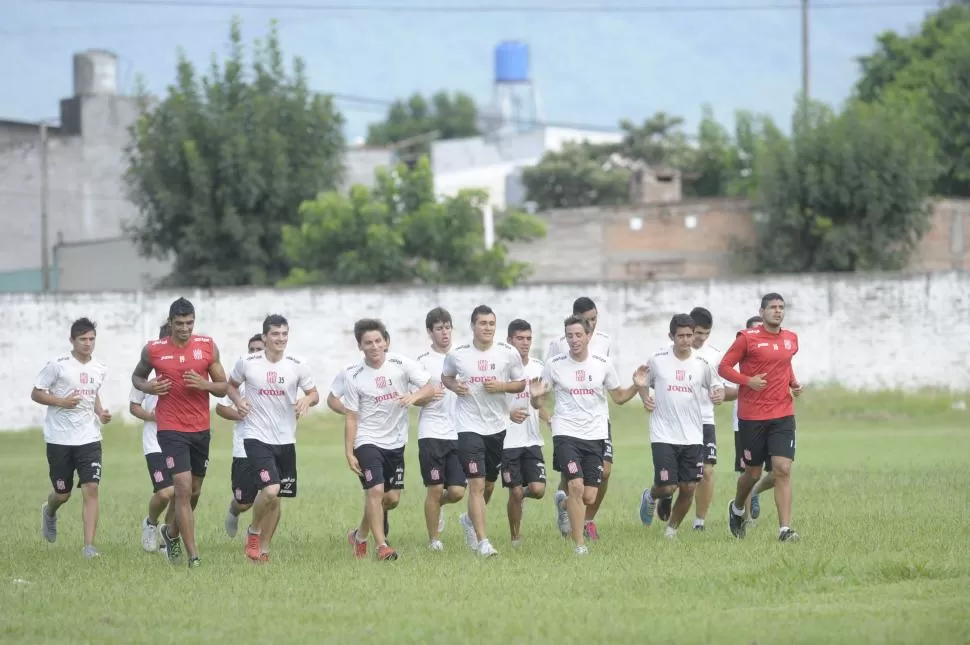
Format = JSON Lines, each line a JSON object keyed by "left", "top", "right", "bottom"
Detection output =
{"left": 553, "top": 490, "right": 570, "bottom": 536}
{"left": 41, "top": 503, "right": 57, "bottom": 543}
{"left": 428, "top": 539, "right": 444, "bottom": 552}
{"left": 459, "top": 513, "right": 479, "bottom": 550}
{"left": 225, "top": 504, "right": 239, "bottom": 538}
{"left": 141, "top": 518, "right": 159, "bottom": 552}
{"left": 575, "top": 545, "right": 589, "bottom": 556}
{"left": 477, "top": 540, "right": 499, "bottom": 558}
{"left": 82, "top": 545, "right": 99, "bottom": 558}
{"left": 437, "top": 507, "right": 445, "bottom": 535}
{"left": 511, "top": 537, "right": 524, "bottom": 548}
{"left": 664, "top": 526, "right": 677, "bottom": 539}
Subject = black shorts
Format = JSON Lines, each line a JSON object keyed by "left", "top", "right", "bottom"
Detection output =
{"left": 702, "top": 424, "right": 717, "bottom": 465}
{"left": 244, "top": 439, "right": 298, "bottom": 498}
{"left": 733, "top": 431, "right": 772, "bottom": 473}
{"left": 501, "top": 445, "right": 546, "bottom": 488}
{"left": 47, "top": 442, "right": 102, "bottom": 492}
{"left": 458, "top": 431, "right": 505, "bottom": 482}
{"left": 231, "top": 457, "right": 259, "bottom": 505}
{"left": 418, "top": 438, "right": 466, "bottom": 488}
{"left": 156, "top": 430, "right": 211, "bottom": 478}
{"left": 738, "top": 416, "right": 795, "bottom": 469}
{"left": 553, "top": 436, "right": 604, "bottom": 487}
{"left": 145, "top": 452, "right": 174, "bottom": 492}
{"left": 354, "top": 444, "right": 405, "bottom": 491}
{"left": 651, "top": 443, "right": 704, "bottom": 486}
{"left": 604, "top": 420, "right": 614, "bottom": 464}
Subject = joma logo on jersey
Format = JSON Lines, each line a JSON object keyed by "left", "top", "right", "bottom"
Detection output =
{"left": 477, "top": 360, "right": 490, "bottom": 372}
{"left": 79, "top": 372, "right": 89, "bottom": 384}
{"left": 193, "top": 348, "right": 203, "bottom": 361}
{"left": 375, "top": 376, "right": 388, "bottom": 389}
{"left": 675, "top": 370, "right": 686, "bottom": 381}
{"left": 575, "top": 369, "right": 586, "bottom": 382}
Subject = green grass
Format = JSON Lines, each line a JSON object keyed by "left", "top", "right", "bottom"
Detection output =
{"left": 2, "top": 388, "right": 969, "bottom": 645}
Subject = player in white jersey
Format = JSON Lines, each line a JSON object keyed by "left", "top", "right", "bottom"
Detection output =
{"left": 32, "top": 318, "right": 112, "bottom": 558}
{"left": 638, "top": 314, "right": 725, "bottom": 539}
{"left": 216, "top": 333, "right": 265, "bottom": 540}
{"left": 531, "top": 314, "right": 644, "bottom": 555}
{"left": 414, "top": 308, "right": 465, "bottom": 551}
{"left": 546, "top": 297, "right": 613, "bottom": 540}
{"left": 327, "top": 329, "right": 391, "bottom": 416}
{"left": 442, "top": 305, "right": 526, "bottom": 558}
{"left": 503, "top": 319, "right": 547, "bottom": 546}
{"left": 226, "top": 315, "right": 319, "bottom": 562}
{"left": 131, "top": 322, "right": 176, "bottom": 552}
{"left": 344, "top": 318, "right": 434, "bottom": 562}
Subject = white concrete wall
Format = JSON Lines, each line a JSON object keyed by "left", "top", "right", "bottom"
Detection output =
{"left": 2, "top": 272, "right": 967, "bottom": 431}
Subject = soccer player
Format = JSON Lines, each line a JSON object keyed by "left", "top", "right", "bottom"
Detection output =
{"left": 441, "top": 305, "right": 526, "bottom": 558}
{"left": 719, "top": 293, "right": 802, "bottom": 542}
{"left": 414, "top": 308, "right": 465, "bottom": 551}
{"left": 226, "top": 315, "right": 318, "bottom": 562}
{"left": 681, "top": 306, "right": 738, "bottom": 531}
{"left": 504, "top": 318, "right": 547, "bottom": 546}
{"left": 131, "top": 297, "right": 229, "bottom": 568}
{"left": 344, "top": 319, "right": 434, "bottom": 561}
{"left": 216, "top": 333, "right": 265, "bottom": 539}
{"left": 638, "top": 314, "right": 725, "bottom": 538}
{"left": 131, "top": 322, "right": 174, "bottom": 552}
{"left": 327, "top": 329, "right": 390, "bottom": 416}
{"left": 34, "top": 317, "right": 111, "bottom": 558}
{"left": 546, "top": 297, "right": 612, "bottom": 540}
{"left": 530, "top": 315, "right": 644, "bottom": 555}
{"left": 732, "top": 315, "right": 774, "bottom": 521}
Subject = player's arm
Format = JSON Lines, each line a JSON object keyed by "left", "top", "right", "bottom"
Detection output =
{"left": 723, "top": 385, "right": 739, "bottom": 402}
{"left": 502, "top": 351, "right": 527, "bottom": 394}
{"left": 129, "top": 402, "right": 153, "bottom": 421}
{"left": 530, "top": 363, "right": 552, "bottom": 411}
{"left": 440, "top": 353, "right": 467, "bottom": 394}
{"left": 717, "top": 334, "right": 751, "bottom": 386}
{"left": 537, "top": 405, "right": 551, "bottom": 426}
{"left": 607, "top": 362, "right": 639, "bottom": 405}
{"left": 327, "top": 392, "right": 348, "bottom": 415}
{"left": 704, "top": 362, "right": 726, "bottom": 405}
{"left": 132, "top": 345, "right": 157, "bottom": 394}
{"left": 94, "top": 393, "right": 107, "bottom": 417}
{"left": 401, "top": 358, "right": 434, "bottom": 406}
{"left": 342, "top": 382, "right": 363, "bottom": 474}
{"left": 31, "top": 361, "right": 76, "bottom": 408}
{"left": 203, "top": 342, "right": 230, "bottom": 397}
{"left": 215, "top": 399, "right": 244, "bottom": 422}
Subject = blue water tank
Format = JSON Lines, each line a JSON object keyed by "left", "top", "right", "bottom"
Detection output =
{"left": 494, "top": 41, "right": 529, "bottom": 84}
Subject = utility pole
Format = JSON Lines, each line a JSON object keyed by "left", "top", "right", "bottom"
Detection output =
{"left": 801, "top": 0, "right": 810, "bottom": 107}
{"left": 40, "top": 121, "right": 50, "bottom": 292}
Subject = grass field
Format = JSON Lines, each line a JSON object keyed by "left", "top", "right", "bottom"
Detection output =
{"left": 1, "top": 388, "right": 969, "bottom": 645}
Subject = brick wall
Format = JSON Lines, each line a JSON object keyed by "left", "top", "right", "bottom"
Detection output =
{"left": 2, "top": 272, "right": 968, "bottom": 431}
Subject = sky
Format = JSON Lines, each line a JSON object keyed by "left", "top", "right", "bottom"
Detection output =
{"left": 0, "top": 0, "right": 940, "bottom": 141}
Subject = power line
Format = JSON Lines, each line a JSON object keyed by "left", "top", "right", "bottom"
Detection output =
{"left": 29, "top": 0, "right": 939, "bottom": 13}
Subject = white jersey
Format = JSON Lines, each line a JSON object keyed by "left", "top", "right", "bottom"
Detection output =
{"left": 329, "top": 362, "right": 359, "bottom": 400}
{"left": 646, "top": 348, "right": 721, "bottom": 445}
{"left": 129, "top": 387, "right": 160, "bottom": 455}
{"left": 416, "top": 349, "right": 457, "bottom": 440}
{"left": 34, "top": 353, "right": 108, "bottom": 446}
{"left": 217, "top": 384, "right": 249, "bottom": 459}
{"left": 345, "top": 353, "right": 431, "bottom": 450}
{"left": 541, "top": 352, "right": 619, "bottom": 441}
{"left": 546, "top": 330, "right": 611, "bottom": 360}
{"left": 505, "top": 358, "right": 545, "bottom": 449}
{"left": 229, "top": 352, "right": 315, "bottom": 446}
{"left": 692, "top": 343, "right": 726, "bottom": 425}
{"left": 442, "top": 341, "right": 526, "bottom": 437}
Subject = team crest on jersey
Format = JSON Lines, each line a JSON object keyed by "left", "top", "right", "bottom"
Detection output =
{"left": 477, "top": 359, "right": 489, "bottom": 372}
{"left": 784, "top": 339, "right": 792, "bottom": 350}
{"left": 193, "top": 348, "right": 203, "bottom": 360}
{"left": 676, "top": 370, "right": 686, "bottom": 381}
{"left": 375, "top": 376, "right": 388, "bottom": 389}
{"left": 79, "top": 372, "right": 89, "bottom": 384}
{"left": 179, "top": 355, "right": 186, "bottom": 363}
{"left": 575, "top": 369, "right": 586, "bottom": 382}
{"left": 267, "top": 371, "right": 278, "bottom": 384}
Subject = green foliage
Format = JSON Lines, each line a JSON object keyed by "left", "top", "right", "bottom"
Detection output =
{"left": 520, "top": 141, "right": 630, "bottom": 211}
{"left": 366, "top": 91, "right": 479, "bottom": 158}
{"left": 124, "top": 19, "right": 345, "bottom": 287}
{"left": 280, "top": 157, "right": 546, "bottom": 289}
{"left": 750, "top": 99, "right": 939, "bottom": 273}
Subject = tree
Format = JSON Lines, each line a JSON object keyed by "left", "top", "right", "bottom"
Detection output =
{"left": 749, "top": 99, "right": 939, "bottom": 273}
{"left": 520, "top": 142, "right": 630, "bottom": 210}
{"left": 280, "top": 156, "right": 546, "bottom": 288}
{"left": 125, "top": 20, "right": 345, "bottom": 287}
{"left": 366, "top": 91, "right": 479, "bottom": 158}
{"left": 686, "top": 105, "right": 732, "bottom": 198}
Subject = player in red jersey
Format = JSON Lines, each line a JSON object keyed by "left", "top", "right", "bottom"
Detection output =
{"left": 131, "top": 297, "right": 228, "bottom": 568}
{"left": 718, "top": 293, "right": 802, "bottom": 542}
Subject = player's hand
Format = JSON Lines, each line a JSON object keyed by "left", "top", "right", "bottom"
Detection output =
{"left": 642, "top": 393, "right": 656, "bottom": 412}
{"left": 432, "top": 385, "right": 446, "bottom": 401}
{"left": 345, "top": 452, "right": 362, "bottom": 476}
{"left": 529, "top": 377, "right": 547, "bottom": 399}
{"left": 510, "top": 408, "right": 529, "bottom": 424}
{"left": 483, "top": 380, "right": 506, "bottom": 394}
{"left": 748, "top": 373, "right": 769, "bottom": 391}
{"left": 295, "top": 397, "right": 312, "bottom": 419}
{"left": 633, "top": 364, "right": 649, "bottom": 388}
{"left": 397, "top": 393, "right": 419, "bottom": 407}
{"left": 790, "top": 380, "right": 803, "bottom": 398}
{"left": 183, "top": 370, "right": 207, "bottom": 390}
{"left": 710, "top": 387, "right": 725, "bottom": 405}
{"left": 97, "top": 409, "right": 112, "bottom": 424}
{"left": 236, "top": 398, "right": 251, "bottom": 417}
{"left": 146, "top": 378, "right": 172, "bottom": 396}
{"left": 59, "top": 395, "right": 83, "bottom": 409}
{"left": 451, "top": 379, "right": 470, "bottom": 396}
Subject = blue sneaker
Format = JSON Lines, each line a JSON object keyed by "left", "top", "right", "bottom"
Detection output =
{"left": 639, "top": 489, "right": 656, "bottom": 526}
{"left": 751, "top": 494, "right": 761, "bottom": 520}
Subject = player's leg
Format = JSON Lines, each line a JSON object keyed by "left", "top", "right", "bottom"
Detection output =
{"left": 42, "top": 444, "right": 75, "bottom": 544}
{"left": 156, "top": 431, "right": 191, "bottom": 563}
{"left": 730, "top": 421, "right": 767, "bottom": 539}
{"left": 260, "top": 445, "right": 296, "bottom": 559}
{"left": 346, "top": 446, "right": 375, "bottom": 559}
{"left": 664, "top": 445, "right": 702, "bottom": 538}
{"left": 583, "top": 423, "right": 613, "bottom": 540}
{"left": 502, "top": 449, "right": 525, "bottom": 544}
{"left": 142, "top": 453, "right": 173, "bottom": 551}
{"left": 767, "top": 417, "right": 798, "bottom": 541}
{"left": 72, "top": 442, "right": 103, "bottom": 557}
{"left": 482, "top": 431, "right": 504, "bottom": 506}
{"left": 558, "top": 438, "right": 591, "bottom": 551}
{"left": 225, "top": 457, "right": 256, "bottom": 538}
{"left": 640, "top": 443, "right": 677, "bottom": 526}
{"left": 419, "top": 439, "right": 446, "bottom": 548}
{"left": 550, "top": 441, "right": 569, "bottom": 536}
{"left": 458, "top": 432, "right": 489, "bottom": 553}
{"left": 693, "top": 424, "right": 717, "bottom": 530}
{"left": 523, "top": 446, "right": 547, "bottom": 502}
{"left": 376, "top": 447, "right": 404, "bottom": 559}
{"left": 750, "top": 458, "right": 774, "bottom": 519}
{"left": 438, "top": 441, "right": 466, "bottom": 539}
{"left": 244, "top": 439, "right": 282, "bottom": 561}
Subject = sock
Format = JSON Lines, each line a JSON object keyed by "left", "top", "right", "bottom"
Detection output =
{"left": 523, "top": 489, "right": 535, "bottom": 499}
{"left": 731, "top": 501, "right": 745, "bottom": 517}
{"left": 779, "top": 526, "right": 790, "bottom": 536}
{"left": 146, "top": 516, "right": 157, "bottom": 527}
{"left": 354, "top": 531, "right": 366, "bottom": 544}
{"left": 664, "top": 526, "right": 677, "bottom": 538}
{"left": 260, "top": 548, "right": 269, "bottom": 555}
{"left": 693, "top": 518, "right": 705, "bottom": 528}
{"left": 247, "top": 526, "right": 261, "bottom": 536}
{"left": 379, "top": 542, "right": 388, "bottom": 548}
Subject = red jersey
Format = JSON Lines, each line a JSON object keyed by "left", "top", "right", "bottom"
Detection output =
{"left": 718, "top": 326, "right": 799, "bottom": 421}
{"left": 147, "top": 335, "right": 215, "bottom": 433}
